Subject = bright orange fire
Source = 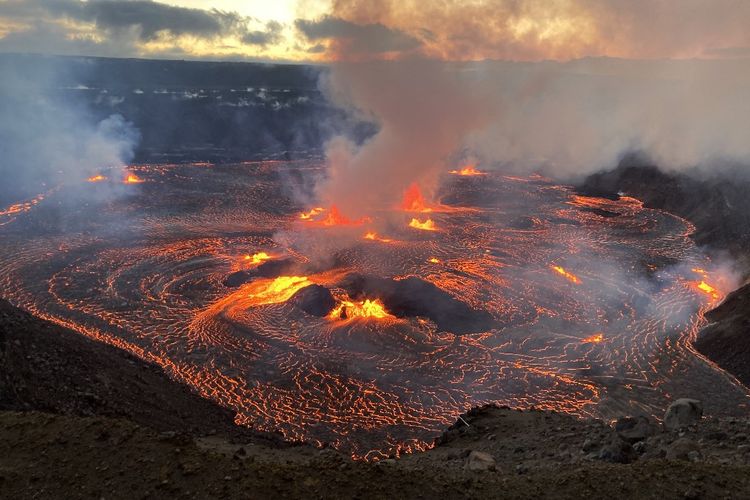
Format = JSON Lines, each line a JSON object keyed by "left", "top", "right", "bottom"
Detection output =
{"left": 551, "top": 265, "right": 581, "bottom": 284}
{"left": 409, "top": 218, "right": 437, "bottom": 231}
{"left": 401, "top": 183, "right": 432, "bottom": 212}
{"left": 87, "top": 175, "right": 106, "bottom": 182}
{"left": 243, "top": 252, "right": 271, "bottom": 265}
{"left": 328, "top": 298, "right": 393, "bottom": 321}
{"left": 299, "top": 207, "right": 325, "bottom": 220}
{"left": 299, "top": 205, "right": 367, "bottom": 226}
{"left": 428, "top": 257, "right": 440, "bottom": 263}
{"left": 124, "top": 173, "right": 144, "bottom": 184}
{"left": 363, "top": 231, "right": 393, "bottom": 243}
{"left": 323, "top": 205, "right": 354, "bottom": 226}
{"left": 690, "top": 268, "right": 721, "bottom": 300}
{"left": 245, "top": 276, "right": 312, "bottom": 305}
{"left": 449, "top": 166, "right": 485, "bottom": 176}
{"left": 582, "top": 332, "right": 604, "bottom": 343}
{"left": 695, "top": 281, "right": 720, "bottom": 300}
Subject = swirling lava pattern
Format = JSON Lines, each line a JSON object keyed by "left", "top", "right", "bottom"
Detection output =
{"left": 0, "top": 161, "right": 747, "bottom": 459}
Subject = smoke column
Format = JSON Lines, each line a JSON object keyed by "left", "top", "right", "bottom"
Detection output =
{"left": 316, "top": 57, "right": 750, "bottom": 213}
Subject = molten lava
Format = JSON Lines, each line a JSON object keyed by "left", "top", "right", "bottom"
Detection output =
{"left": 582, "top": 333, "right": 604, "bottom": 343}
{"left": 409, "top": 218, "right": 437, "bottom": 231}
{"left": 449, "top": 166, "right": 485, "bottom": 176}
{"left": 244, "top": 252, "right": 271, "bottom": 265}
{"left": 401, "top": 183, "right": 432, "bottom": 212}
{"left": 299, "top": 207, "right": 325, "bottom": 220}
{"left": 690, "top": 268, "right": 721, "bottom": 300}
{"left": 328, "top": 298, "right": 394, "bottom": 321}
{"left": 300, "top": 206, "right": 367, "bottom": 226}
{"left": 695, "top": 281, "right": 720, "bottom": 300}
{"left": 551, "top": 265, "right": 581, "bottom": 284}
{"left": 124, "top": 173, "right": 144, "bottom": 184}
{"left": 87, "top": 175, "right": 106, "bottom": 182}
{"left": 245, "top": 276, "right": 312, "bottom": 305}
{"left": 363, "top": 232, "right": 393, "bottom": 243}
{"left": 323, "top": 205, "right": 354, "bottom": 226}
{"left": 428, "top": 257, "right": 440, "bottom": 264}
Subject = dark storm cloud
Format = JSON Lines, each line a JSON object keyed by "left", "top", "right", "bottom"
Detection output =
{"left": 0, "top": 0, "right": 245, "bottom": 41}
{"left": 295, "top": 16, "right": 421, "bottom": 54}
{"left": 241, "top": 21, "right": 283, "bottom": 47}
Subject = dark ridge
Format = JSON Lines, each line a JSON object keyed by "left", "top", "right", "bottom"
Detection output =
{"left": 340, "top": 274, "right": 495, "bottom": 334}
{"left": 0, "top": 298, "right": 284, "bottom": 445}
{"left": 578, "top": 157, "right": 750, "bottom": 259}
{"left": 290, "top": 284, "right": 336, "bottom": 317}
{"left": 694, "top": 283, "right": 750, "bottom": 387}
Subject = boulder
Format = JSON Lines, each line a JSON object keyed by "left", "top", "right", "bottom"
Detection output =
{"left": 666, "top": 438, "right": 701, "bottom": 461}
{"left": 464, "top": 450, "right": 496, "bottom": 472}
{"left": 289, "top": 285, "right": 335, "bottom": 317}
{"left": 598, "top": 437, "right": 638, "bottom": 464}
{"left": 615, "top": 415, "right": 654, "bottom": 443}
{"left": 664, "top": 399, "right": 703, "bottom": 431}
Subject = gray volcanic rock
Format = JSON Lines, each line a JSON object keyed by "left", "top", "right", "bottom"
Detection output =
{"left": 615, "top": 415, "right": 654, "bottom": 443}
{"left": 666, "top": 438, "right": 702, "bottom": 461}
{"left": 465, "top": 450, "right": 497, "bottom": 472}
{"left": 664, "top": 399, "right": 703, "bottom": 431}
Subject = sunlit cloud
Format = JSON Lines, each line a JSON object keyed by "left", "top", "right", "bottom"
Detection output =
{"left": 0, "top": 0, "right": 748, "bottom": 62}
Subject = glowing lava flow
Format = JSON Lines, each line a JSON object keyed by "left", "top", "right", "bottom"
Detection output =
{"left": 300, "top": 206, "right": 367, "bottom": 226}
{"left": 409, "top": 218, "right": 437, "bottom": 231}
{"left": 299, "top": 207, "right": 324, "bottom": 220}
{"left": 551, "top": 265, "right": 581, "bottom": 284}
{"left": 87, "top": 175, "right": 106, "bottom": 182}
{"left": 582, "top": 333, "right": 604, "bottom": 343}
{"left": 449, "top": 166, "right": 486, "bottom": 176}
{"left": 5, "top": 161, "right": 750, "bottom": 462}
{"left": 328, "top": 298, "right": 394, "bottom": 321}
{"left": 244, "top": 252, "right": 272, "bottom": 265}
{"left": 695, "top": 281, "right": 720, "bottom": 299}
{"left": 124, "top": 173, "right": 145, "bottom": 184}
{"left": 245, "top": 276, "right": 312, "bottom": 305}
{"left": 402, "top": 183, "right": 433, "bottom": 212}
{"left": 690, "top": 268, "right": 721, "bottom": 300}
{"left": 364, "top": 232, "right": 394, "bottom": 243}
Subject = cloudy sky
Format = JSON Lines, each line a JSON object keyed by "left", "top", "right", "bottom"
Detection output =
{"left": 0, "top": 0, "right": 749, "bottom": 62}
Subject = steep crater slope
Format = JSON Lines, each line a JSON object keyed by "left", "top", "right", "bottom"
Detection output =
{"left": 580, "top": 159, "right": 750, "bottom": 388}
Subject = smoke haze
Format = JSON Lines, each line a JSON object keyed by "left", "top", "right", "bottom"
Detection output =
{"left": 0, "top": 57, "right": 138, "bottom": 205}
{"left": 315, "top": 57, "right": 750, "bottom": 213}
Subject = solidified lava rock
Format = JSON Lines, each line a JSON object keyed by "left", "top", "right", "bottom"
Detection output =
{"left": 289, "top": 284, "right": 335, "bottom": 317}
{"left": 339, "top": 274, "right": 495, "bottom": 334}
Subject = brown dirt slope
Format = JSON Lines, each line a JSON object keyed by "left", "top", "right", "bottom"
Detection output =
{"left": 3, "top": 410, "right": 750, "bottom": 499}
{"left": 0, "top": 298, "right": 281, "bottom": 444}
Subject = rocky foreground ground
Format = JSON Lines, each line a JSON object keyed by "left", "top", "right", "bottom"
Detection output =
{"left": 3, "top": 301, "right": 750, "bottom": 499}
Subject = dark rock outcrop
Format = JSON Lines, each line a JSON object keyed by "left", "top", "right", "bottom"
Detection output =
{"left": 663, "top": 399, "right": 703, "bottom": 431}
{"left": 0, "top": 299, "right": 279, "bottom": 444}
{"left": 339, "top": 274, "right": 495, "bottom": 334}
{"left": 695, "top": 284, "right": 750, "bottom": 387}
{"left": 290, "top": 284, "right": 336, "bottom": 317}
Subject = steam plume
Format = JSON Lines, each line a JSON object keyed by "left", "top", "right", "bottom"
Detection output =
{"left": 0, "top": 56, "right": 138, "bottom": 204}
